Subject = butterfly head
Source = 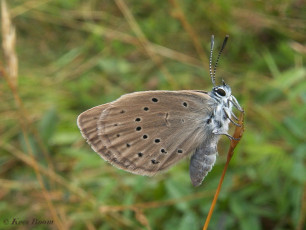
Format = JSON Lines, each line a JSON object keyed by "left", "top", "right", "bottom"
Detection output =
{"left": 212, "top": 82, "right": 231, "bottom": 99}
{"left": 211, "top": 81, "right": 243, "bottom": 112}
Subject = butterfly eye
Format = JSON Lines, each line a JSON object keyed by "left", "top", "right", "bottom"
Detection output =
{"left": 216, "top": 88, "right": 226, "bottom": 96}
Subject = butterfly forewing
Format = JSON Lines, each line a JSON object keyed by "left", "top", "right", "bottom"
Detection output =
{"left": 77, "top": 90, "right": 215, "bottom": 176}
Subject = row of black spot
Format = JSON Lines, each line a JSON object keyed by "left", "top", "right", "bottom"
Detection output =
{"left": 150, "top": 97, "right": 188, "bottom": 108}
{"left": 136, "top": 147, "right": 184, "bottom": 165}
{"left": 117, "top": 98, "right": 188, "bottom": 116}
{"left": 115, "top": 99, "right": 188, "bottom": 115}
{"left": 137, "top": 148, "right": 183, "bottom": 158}
{"left": 124, "top": 136, "right": 160, "bottom": 146}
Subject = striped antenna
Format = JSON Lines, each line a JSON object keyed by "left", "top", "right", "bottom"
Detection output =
{"left": 213, "top": 35, "right": 229, "bottom": 80}
{"left": 209, "top": 35, "right": 215, "bottom": 86}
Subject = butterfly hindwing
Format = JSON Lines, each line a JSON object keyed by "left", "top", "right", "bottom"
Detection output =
{"left": 77, "top": 104, "right": 110, "bottom": 154}
{"left": 77, "top": 103, "right": 135, "bottom": 169}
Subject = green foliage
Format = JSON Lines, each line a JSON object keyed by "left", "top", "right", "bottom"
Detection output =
{"left": 0, "top": 0, "right": 305, "bottom": 229}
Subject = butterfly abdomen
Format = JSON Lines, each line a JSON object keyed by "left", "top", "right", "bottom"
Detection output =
{"left": 189, "top": 132, "right": 220, "bottom": 187}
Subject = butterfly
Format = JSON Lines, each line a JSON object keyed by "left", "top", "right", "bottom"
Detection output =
{"left": 77, "top": 35, "right": 243, "bottom": 186}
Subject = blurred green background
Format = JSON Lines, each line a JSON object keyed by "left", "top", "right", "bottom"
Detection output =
{"left": 0, "top": 0, "right": 305, "bottom": 229}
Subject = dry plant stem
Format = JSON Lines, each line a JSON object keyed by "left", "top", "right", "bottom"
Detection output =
{"left": 1, "top": 0, "right": 17, "bottom": 89}
{"left": 2, "top": 144, "right": 93, "bottom": 201}
{"left": 11, "top": 0, "right": 53, "bottom": 17}
{"left": 79, "top": 23, "right": 202, "bottom": 68}
{"left": 1, "top": 76, "right": 65, "bottom": 230}
{"left": 115, "top": 0, "right": 178, "bottom": 88}
{"left": 168, "top": 0, "right": 209, "bottom": 70}
{"left": 98, "top": 181, "right": 249, "bottom": 213}
{"left": 203, "top": 111, "right": 245, "bottom": 230}
{"left": 2, "top": 143, "right": 140, "bottom": 228}
{"left": 2, "top": 1, "right": 55, "bottom": 177}
{"left": 134, "top": 208, "right": 151, "bottom": 230}
{"left": 17, "top": 10, "right": 202, "bottom": 68}
{"left": 1, "top": 1, "right": 64, "bottom": 229}
{"left": 99, "top": 189, "right": 214, "bottom": 213}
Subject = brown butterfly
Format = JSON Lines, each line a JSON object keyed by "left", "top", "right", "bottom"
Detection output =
{"left": 77, "top": 35, "right": 243, "bottom": 186}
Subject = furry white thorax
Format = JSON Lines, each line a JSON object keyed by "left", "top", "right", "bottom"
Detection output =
{"left": 207, "top": 83, "right": 241, "bottom": 136}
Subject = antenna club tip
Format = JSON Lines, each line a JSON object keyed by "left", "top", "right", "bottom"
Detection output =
{"left": 225, "top": 35, "right": 229, "bottom": 38}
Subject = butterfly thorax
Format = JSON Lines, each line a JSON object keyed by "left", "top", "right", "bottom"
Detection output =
{"left": 207, "top": 84, "right": 233, "bottom": 134}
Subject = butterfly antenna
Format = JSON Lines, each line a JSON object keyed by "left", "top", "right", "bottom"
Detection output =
{"left": 213, "top": 35, "right": 229, "bottom": 80}
{"left": 210, "top": 35, "right": 215, "bottom": 86}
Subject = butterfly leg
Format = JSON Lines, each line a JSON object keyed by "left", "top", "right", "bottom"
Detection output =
{"left": 223, "top": 108, "right": 241, "bottom": 127}
{"left": 229, "top": 96, "right": 244, "bottom": 112}
{"left": 231, "top": 111, "right": 239, "bottom": 121}
{"left": 212, "top": 130, "right": 240, "bottom": 141}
